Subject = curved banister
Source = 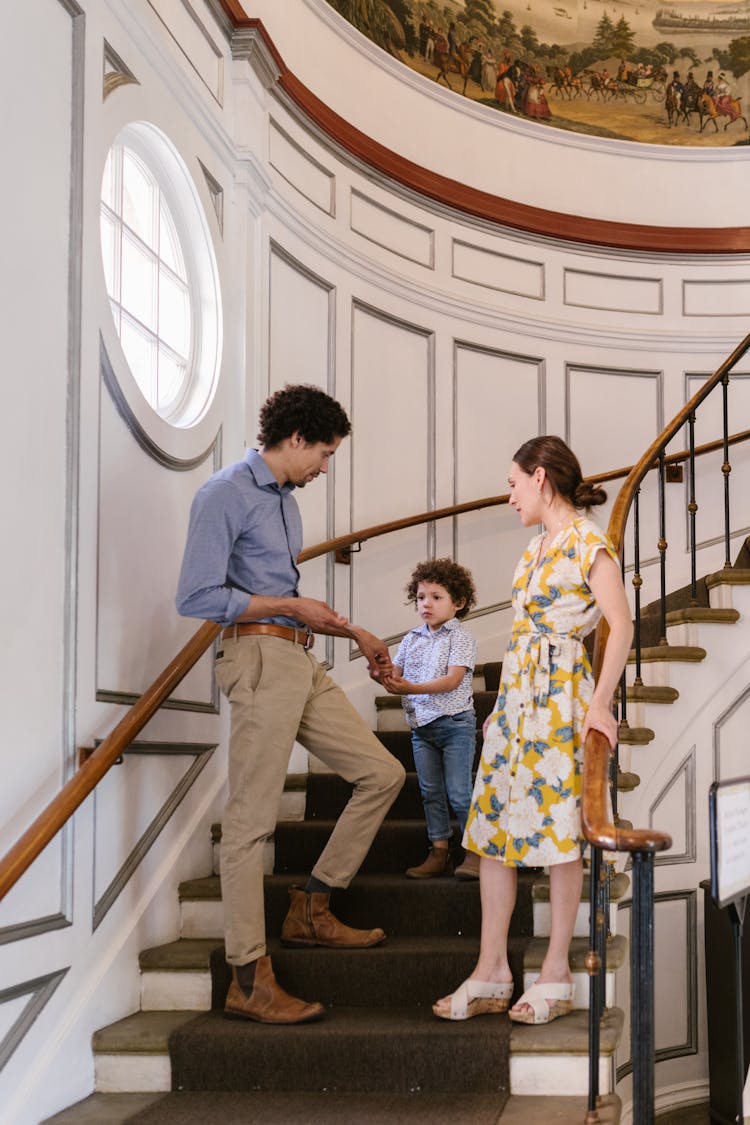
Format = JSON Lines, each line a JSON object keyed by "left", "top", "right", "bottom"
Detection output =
{"left": 2, "top": 406, "right": 750, "bottom": 900}
{"left": 582, "top": 330, "right": 750, "bottom": 855}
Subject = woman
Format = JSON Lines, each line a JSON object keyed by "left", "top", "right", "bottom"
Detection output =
{"left": 433, "top": 436, "right": 633, "bottom": 1025}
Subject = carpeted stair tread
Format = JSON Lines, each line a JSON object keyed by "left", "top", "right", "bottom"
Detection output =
{"left": 93, "top": 1011, "right": 201, "bottom": 1054}
{"left": 532, "top": 870, "right": 629, "bottom": 903}
{"left": 140, "top": 939, "right": 223, "bottom": 971}
{"left": 122, "top": 1090, "right": 507, "bottom": 1124}
{"left": 305, "top": 771, "right": 432, "bottom": 820}
{"left": 40, "top": 1093, "right": 163, "bottom": 1124}
{"left": 523, "top": 933, "right": 627, "bottom": 971}
{"left": 167, "top": 1006, "right": 511, "bottom": 1095}
{"left": 274, "top": 818, "right": 461, "bottom": 874}
{"left": 509, "top": 1006, "right": 624, "bottom": 1055}
{"left": 209, "top": 936, "right": 531, "bottom": 1009}
{"left": 180, "top": 871, "right": 537, "bottom": 938}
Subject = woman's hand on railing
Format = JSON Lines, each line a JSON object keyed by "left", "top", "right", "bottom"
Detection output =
{"left": 581, "top": 701, "right": 618, "bottom": 749}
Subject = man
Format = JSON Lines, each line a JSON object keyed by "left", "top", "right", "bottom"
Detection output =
{"left": 177, "top": 384, "right": 405, "bottom": 1025}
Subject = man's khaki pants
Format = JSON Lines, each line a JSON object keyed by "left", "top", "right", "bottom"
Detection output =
{"left": 215, "top": 634, "right": 405, "bottom": 966}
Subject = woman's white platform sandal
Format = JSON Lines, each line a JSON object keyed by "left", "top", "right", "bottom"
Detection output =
{"left": 432, "top": 979, "right": 513, "bottom": 1021}
{"left": 508, "top": 981, "right": 574, "bottom": 1025}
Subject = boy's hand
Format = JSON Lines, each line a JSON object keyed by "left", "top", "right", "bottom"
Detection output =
{"left": 383, "top": 674, "right": 412, "bottom": 695}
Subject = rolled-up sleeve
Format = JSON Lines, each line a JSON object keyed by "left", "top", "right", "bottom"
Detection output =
{"left": 176, "top": 480, "right": 250, "bottom": 624}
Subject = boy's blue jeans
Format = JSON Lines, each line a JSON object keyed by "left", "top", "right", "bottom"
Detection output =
{"left": 411, "top": 709, "right": 476, "bottom": 844}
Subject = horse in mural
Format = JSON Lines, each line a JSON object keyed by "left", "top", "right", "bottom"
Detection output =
{"left": 433, "top": 42, "right": 473, "bottom": 95}
{"left": 666, "top": 84, "right": 690, "bottom": 128}
{"left": 546, "top": 66, "right": 583, "bottom": 99}
{"left": 698, "top": 92, "right": 748, "bottom": 133}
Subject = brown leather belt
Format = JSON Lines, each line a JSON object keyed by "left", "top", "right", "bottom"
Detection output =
{"left": 220, "top": 622, "right": 314, "bottom": 649}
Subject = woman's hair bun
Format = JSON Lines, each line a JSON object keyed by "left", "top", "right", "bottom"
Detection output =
{"left": 574, "top": 481, "right": 607, "bottom": 508}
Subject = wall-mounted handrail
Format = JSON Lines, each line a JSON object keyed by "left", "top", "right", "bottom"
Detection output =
{"left": 1, "top": 410, "right": 749, "bottom": 904}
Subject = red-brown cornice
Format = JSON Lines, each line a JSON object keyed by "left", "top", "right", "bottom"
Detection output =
{"left": 218, "top": 4, "right": 750, "bottom": 254}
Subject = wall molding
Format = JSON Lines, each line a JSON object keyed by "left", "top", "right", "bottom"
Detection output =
{"left": 650, "top": 747, "right": 697, "bottom": 866}
{"left": 0, "top": 970, "right": 68, "bottom": 1074}
{"left": 92, "top": 742, "right": 216, "bottom": 929}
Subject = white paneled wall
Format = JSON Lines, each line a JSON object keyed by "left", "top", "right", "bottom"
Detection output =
{"left": 2, "top": 1, "right": 749, "bottom": 1122}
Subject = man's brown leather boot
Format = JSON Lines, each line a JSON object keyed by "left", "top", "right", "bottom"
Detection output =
{"left": 223, "top": 955, "right": 324, "bottom": 1023}
{"left": 280, "top": 886, "right": 386, "bottom": 948}
{"left": 405, "top": 845, "right": 454, "bottom": 879}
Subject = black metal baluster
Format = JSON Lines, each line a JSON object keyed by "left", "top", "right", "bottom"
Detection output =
{"left": 632, "top": 489, "right": 643, "bottom": 686}
{"left": 631, "top": 851, "right": 656, "bottom": 1125}
{"left": 586, "top": 845, "right": 603, "bottom": 1123}
{"left": 722, "top": 372, "right": 732, "bottom": 569}
{"left": 688, "top": 413, "right": 698, "bottom": 604}
{"left": 657, "top": 453, "right": 668, "bottom": 647}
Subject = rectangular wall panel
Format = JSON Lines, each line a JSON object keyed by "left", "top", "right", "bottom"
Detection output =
{"left": 455, "top": 344, "right": 544, "bottom": 612}
{"left": 147, "top": 0, "right": 224, "bottom": 102}
{"left": 269, "top": 122, "right": 335, "bottom": 215}
{"left": 564, "top": 269, "right": 662, "bottom": 314}
{"left": 97, "top": 391, "right": 216, "bottom": 706}
{"left": 683, "top": 279, "right": 750, "bottom": 317}
{"left": 452, "top": 240, "right": 544, "bottom": 300}
{"left": 268, "top": 247, "right": 334, "bottom": 628}
{"left": 566, "top": 365, "right": 662, "bottom": 602}
{"left": 0, "top": 0, "right": 81, "bottom": 934}
{"left": 350, "top": 304, "right": 432, "bottom": 642}
{"left": 350, "top": 191, "right": 434, "bottom": 267}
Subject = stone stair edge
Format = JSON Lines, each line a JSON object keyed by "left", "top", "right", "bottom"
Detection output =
{"left": 626, "top": 644, "right": 706, "bottom": 663}
{"left": 532, "top": 870, "right": 629, "bottom": 903}
{"left": 509, "top": 1007, "right": 624, "bottom": 1056}
{"left": 524, "top": 933, "right": 627, "bottom": 971}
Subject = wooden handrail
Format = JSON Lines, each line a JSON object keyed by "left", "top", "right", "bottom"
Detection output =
{"left": 0, "top": 621, "right": 220, "bottom": 901}
{"left": 2, "top": 396, "right": 750, "bottom": 899}
{"left": 582, "top": 330, "right": 750, "bottom": 855}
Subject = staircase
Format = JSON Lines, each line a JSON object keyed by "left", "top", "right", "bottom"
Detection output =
{"left": 44, "top": 668, "right": 626, "bottom": 1124}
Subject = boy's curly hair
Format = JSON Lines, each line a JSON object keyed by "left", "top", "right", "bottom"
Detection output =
{"left": 258, "top": 384, "right": 351, "bottom": 448}
{"left": 405, "top": 558, "right": 477, "bottom": 619}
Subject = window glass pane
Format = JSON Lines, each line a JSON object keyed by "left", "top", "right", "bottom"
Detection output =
{"left": 158, "top": 348, "right": 186, "bottom": 414}
{"left": 121, "top": 231, "right": 157, "bottom": 332}
{"left": 122, "top": 149, "right": 157, "bottom": 250}
{"left": 100, "top": 209, "right": 120, "bottom": 302}
{"left": 101, "top": 148, "right": 118, "bottom": 211}
{"left": 159, "top": 201, "right": 186, "bottom": 279}
{"left": 159, "top": 270, "right": 191, "bottom": 358}
{"left": 121, "top": 315, "right": 157, "bottom": 403}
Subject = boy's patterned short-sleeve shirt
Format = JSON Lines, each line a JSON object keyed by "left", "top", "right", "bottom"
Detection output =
{"left": 463, "top": 516, "right": 618, "bottom": 868}
{"left": 394, "top": 617, "right": 478, "bottom": 729}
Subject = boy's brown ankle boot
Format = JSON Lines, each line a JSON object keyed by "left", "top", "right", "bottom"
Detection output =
{"left": 405, "top": 846, "right": 454, "bottom": 879}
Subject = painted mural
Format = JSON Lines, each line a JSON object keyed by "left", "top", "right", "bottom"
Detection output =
{"left": 325, "top": 0, "right": 750, "bottom": 144}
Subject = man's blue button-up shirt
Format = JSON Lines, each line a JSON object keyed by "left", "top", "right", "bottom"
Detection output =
{"left": 176, "top": 448, "right": 305, "bottom": 627}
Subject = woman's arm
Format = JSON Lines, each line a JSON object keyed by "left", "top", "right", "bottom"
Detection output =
{"left": 582, "top": 551, "right": 634, "bottom": 748}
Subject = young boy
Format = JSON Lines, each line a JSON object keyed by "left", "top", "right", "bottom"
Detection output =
{"left": 384, "top": 559, "right": 480, "bottom": 880}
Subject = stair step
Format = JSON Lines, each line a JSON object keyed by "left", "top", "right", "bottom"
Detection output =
{"left": 665, "top": 606, "right": 740, "bottom": 625}
{"left": 533, "top": 871, "right": 629, "bottom": 937}
{"left": 521, "top": 934, "right": 627, "bottom": 1007}
{"left": 619, "top": 684, "right": 679, "bottom": 703}
{"left": 376, "top": 691, "right": 497, "bottom": 731}
{"left": 305, "top": 770, "right": 475, "bottom": 820}
{"left": 209, "top": 936, "right": 531, "bottom": 1010}
{"left": 93, "top": 1010, "right": 200, "bottom": 1092}
{"left": 618, "top": 724, "right": 655, "bottom": 745}
{"left": 626, "top": 644, "right": 706, "bottom": 664}
{"left": 509, "top": 1008, "right": 623, "bottom": 1095}
{"left": 41, "top": 1089, "right": 622, "bottom": 1124}
{"left": 272, "top": 818, "right": 458, "bottom": 875}
{"left": 90, "top": 1004, "right": 624, "bottom": 1099}
{"left": 166, "top": 1006, "right": 512, "bottom": 1094}
{"left": 178, "top": 872, "right": 536, "bottom": 940}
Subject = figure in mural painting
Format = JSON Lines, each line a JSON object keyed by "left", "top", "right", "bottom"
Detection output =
{"left": 324, "top": 0, "right": 749, "bottom": 146}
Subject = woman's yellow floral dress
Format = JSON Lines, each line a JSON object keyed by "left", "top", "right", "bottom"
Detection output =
{"left": 464, "top": 517, "right": 618, "bottom": 867}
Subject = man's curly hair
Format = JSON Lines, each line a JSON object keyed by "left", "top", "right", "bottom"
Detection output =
{"left": 405, "top": 558, "right": 477, "bottom": 619}
{"left": 257, "top": 384, "right": 351, "bottom": 448}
